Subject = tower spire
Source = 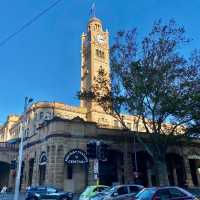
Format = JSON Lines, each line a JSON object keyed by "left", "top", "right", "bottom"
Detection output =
{"left": 90, "top": 2, "right": 96, "bottom": 18}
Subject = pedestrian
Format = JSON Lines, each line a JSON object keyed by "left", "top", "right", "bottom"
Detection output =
{"left": 1, "top": 186, "right": 7, "bottom": 193}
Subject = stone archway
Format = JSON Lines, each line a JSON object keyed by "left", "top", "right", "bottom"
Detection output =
{"left": 38, "top": 152, "right": 47, "bottom": 185}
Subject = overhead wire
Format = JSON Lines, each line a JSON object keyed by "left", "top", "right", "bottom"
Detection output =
{"left": 0, "top": 0, "right": 64, "bottom": 48}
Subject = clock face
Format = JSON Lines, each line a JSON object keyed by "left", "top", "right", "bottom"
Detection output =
{"left": 96, "top": 34, "right": 104, "bottom": 44}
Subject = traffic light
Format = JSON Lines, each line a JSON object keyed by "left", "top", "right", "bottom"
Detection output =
{"left": 98, "top": 142, "right": 108, "bottom": 161}
{"left": 87, "top": 141, "right": 97, "bottom": 159}
{"left": 10, "top": 160, "right": 16, "bottom": 170}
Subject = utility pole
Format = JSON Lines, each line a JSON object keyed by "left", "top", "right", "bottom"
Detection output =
{"left": 14, "top": 97, "right": 33, "bottom": 200}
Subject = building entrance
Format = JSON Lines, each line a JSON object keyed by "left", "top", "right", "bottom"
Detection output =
{"left": 189, "top": 159, "right": 200, "bottom": 186}
{"left": 38, "top": 152, "right": 47, "bottom": 185}
{"left": 28, "top": 158, "right": 34, "bottom": 186}
{"left": 166, "top": 153, "right": 185, "bottom": 187}
{"left": 99, "top": 150, "right": 123, "bottom": 186}
{"left": 64, "top": 149, "right": 88, "bottom": 193}
{"left": 132, "top": 151, "right": 153, "bottom": 187}
{"left": 0, "top": 161, "right": 10, "bottom": 189}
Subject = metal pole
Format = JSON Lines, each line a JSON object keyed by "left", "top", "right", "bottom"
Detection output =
{"left": 14, "top": 122, "right": 24, "bottom": 200}
{"left": 14, "top": 97, "right": 32, "bottom": 200}
{"left": 96, "top": 141, "right": 100, "bottom": 186}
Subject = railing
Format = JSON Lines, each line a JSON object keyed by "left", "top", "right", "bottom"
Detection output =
{"left": 0, "top": 142, "right": 18, "bottom": 151}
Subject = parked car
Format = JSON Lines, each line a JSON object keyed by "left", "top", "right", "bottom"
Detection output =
{"left": 186, "top": 188, "right": 200, "bottom": 200}
{"left": 134, "top": 186, "right": 195, "bottom": 200}
{"left": 91, "top": 184, "right": 144, "bottom": 200}
{"left": 79, "top": 185, "right": 110, "bottom": 200}
{"left": 25, "top": 186, "right": 73, "bottom": 200}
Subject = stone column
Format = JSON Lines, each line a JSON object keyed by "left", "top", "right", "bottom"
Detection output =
{"left": 32, "top": 153, "right": 38, "bottom": 186}
{"left": 54, "top": 145, "right": 64, "bottom": 189}
{"left": 123, "top": 151, "right": 134, "bottom": 184}
{"left": 8, "top": 169, "right": 15, "bottom": 191}
{"left": 172, "top": 168, "right": 178, "bottom": 185}
{"left": 183, "top": 157, "right": 193, "bottom": 187}
{"left": 46, "top": 145, "right": 56, "bottom": 185}
{"left": 147, "top": 168, "right": 152, "bottom": 187}
{"left": 21, "top": 160, "right": 29, "bottom": 191}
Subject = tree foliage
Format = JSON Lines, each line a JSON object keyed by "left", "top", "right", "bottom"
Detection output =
{"left": 78, "top": 19, "right": 200, "bottom": 184}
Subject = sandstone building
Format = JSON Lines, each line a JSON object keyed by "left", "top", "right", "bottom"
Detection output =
{"left": 0, "top": 16, "right": 200, "bottom": 194}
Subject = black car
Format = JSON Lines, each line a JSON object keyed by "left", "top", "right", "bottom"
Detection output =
{"left": 25, "top": 186, "right": 73, "bottom": 200}
{"left": 186, "top": 188, "right": 200, "bottom": 200}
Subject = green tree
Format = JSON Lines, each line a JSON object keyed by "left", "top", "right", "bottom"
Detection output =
{"left": 78, "top": 19, "right": 200, "bottom": 185}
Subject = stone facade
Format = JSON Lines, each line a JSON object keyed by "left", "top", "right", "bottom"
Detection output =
{"left": 0, "top": 15, "right": 200, "bottom": 194}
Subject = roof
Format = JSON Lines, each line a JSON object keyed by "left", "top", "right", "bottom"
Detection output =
{"left": 88, "top": 17, "right": 102, "bottom": 24}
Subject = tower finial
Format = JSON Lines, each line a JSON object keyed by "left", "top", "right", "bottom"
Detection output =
{"left": 90, "top": 2, "right": 96, "bottom": 18}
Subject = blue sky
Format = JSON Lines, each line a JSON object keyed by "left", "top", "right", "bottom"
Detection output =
{"left": 0, "top": 0, "right": 200, "bottom": 123}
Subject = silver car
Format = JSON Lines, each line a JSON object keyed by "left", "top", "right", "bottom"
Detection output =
{"left": 91, "top": 185, "right": 144, "bottom": 200}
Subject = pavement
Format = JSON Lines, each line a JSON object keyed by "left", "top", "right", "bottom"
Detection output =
{"left": 0, "top": 193, "right": 25, "bottom": 200}
{"left": 0, "top": 193, "right": 80, "bottom": 200}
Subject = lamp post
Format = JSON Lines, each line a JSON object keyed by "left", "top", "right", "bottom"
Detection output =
{"left": 14, "top": 97, "right": 33, "bottom": 200}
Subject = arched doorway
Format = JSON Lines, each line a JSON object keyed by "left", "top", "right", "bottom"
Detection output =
{"left": 99, "top": 150, "right": 123, "bottom": 186}
{"left": 132, "top": 151, "right": 154, "bottom": 187}
{"left": 28, "top": 158, "right": 34, "bottom": 186}
{"left": 0, "top": 161, "right": 10, "bottom": 188}
{"left": 38, "top": 152, "right": 47, "bottom": 185}
{"left": 166, "top": 153, "right": 185, "bottom": 186}
{"left": 64, "top": 149, "right": 88, "bottom": 193}
{"left": 188, "top": 155, "right": 200, "bottom": 186}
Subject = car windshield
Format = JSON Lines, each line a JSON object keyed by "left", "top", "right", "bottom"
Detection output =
{"left": 136, "top": 188, "right": 156, "bottom": 200}
{"left": 96, "top": 187, "right": 111, "bottom": 195}
{"left": 81, "top": 186, "right": 95, "bottom": 196}
{"left": 34, "top": 187, "right": 46, "bottom": 193}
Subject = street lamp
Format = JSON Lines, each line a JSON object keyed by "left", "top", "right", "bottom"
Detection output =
{"left": 14, "top": 97, "right": 33, "bottom": 200}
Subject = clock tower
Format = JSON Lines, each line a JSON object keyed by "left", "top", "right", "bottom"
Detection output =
{"left": 80, "top": 16, "right": 110, "bottom": 117}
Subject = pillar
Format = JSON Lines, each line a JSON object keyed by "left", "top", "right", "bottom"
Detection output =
{"left": 46, "top": 145, "right": 56, "bottom": 185}
{"left": 172, "top": 167, "right": 178, "bottom": 185}
{"left": 147, "top": 169, "right": 152, "bottom": 187}
{"left": 54, "top": 145, "right": 64, "bottom": 189}
{"left": 183, "top": 156, "right": 193, "bottom": 187}
{"left": 32, "top": 152, "right": 38, "bottom": 186}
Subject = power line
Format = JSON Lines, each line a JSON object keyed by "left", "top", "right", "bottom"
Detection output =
{"left": 0, "top": 0, "right": 64, "bottom": 48}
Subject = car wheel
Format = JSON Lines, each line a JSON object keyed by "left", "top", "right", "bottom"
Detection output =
{"left": 61, "top": 197, "right": 69, "bottom": 200}
{"left": 30, "top": 197, "right": 38, "bottom": 200}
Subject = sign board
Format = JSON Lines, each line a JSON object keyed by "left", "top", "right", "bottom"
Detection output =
{"left": 94, "top": 159, "right": 99, "bottom": 174}
{"left": 10, "top": 160, "right": 16, "bottom": 170}
{"left": 94, "top": 174, "right": 98, "bottom": 180}
{"left": 94, "top": 159, "right": 99, "bottom": 180}
{"left": 64, "top": 149, "right": 88, "bottom": 165}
